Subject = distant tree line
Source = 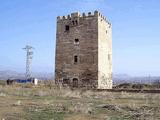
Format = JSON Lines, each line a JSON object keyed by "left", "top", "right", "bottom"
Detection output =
{"left": 152, "top": 79, "right": 160, "bottom": 88}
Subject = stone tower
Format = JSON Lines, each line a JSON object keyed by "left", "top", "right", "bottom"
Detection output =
{"left": 55, "top": 11, "right": 112, "bottom": 89}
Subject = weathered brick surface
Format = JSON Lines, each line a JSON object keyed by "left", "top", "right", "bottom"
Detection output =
{"left": 55, "top": 11, "right": 112, "bottom": 89}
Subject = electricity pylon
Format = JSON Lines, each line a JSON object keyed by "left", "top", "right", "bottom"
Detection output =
{"left": 23, "top": 45, "right": 34, "bottom": 79}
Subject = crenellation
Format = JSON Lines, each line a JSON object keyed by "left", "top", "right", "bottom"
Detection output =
{"left": 67, "top": 15, "right": 71, "bottom": 19}
{"left": 109, "top": 23, "right": 112, "bottom": 28}
{"left": 62, "top": 16, "right": 67, "bottom": 19}
{"left": 94, "top": 10, "right": 99, "bottom": 17}
{"left": 104, "top": 17, "right": 107, "bottom": 21}
{"left": 103, "top": 16, "right": 105, "bottom": 20}
{"left": 57, "top": 11, "right": 110, "bottom": 21}
{"left": 71, "top": 12, "right": 80, "bottom": 18}
{"left": 97, "top": 13, "right": 109, "bottom": 22}
{"left": 57, "top": 16, "right": 62, "bottom": 21}
{"left": 88, "top": 12, "right": 92, "bottom": 16}
{"left": 82, "top": 13, "right": 86, "bottom": 17}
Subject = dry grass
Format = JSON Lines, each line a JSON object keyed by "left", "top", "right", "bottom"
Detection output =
{"left": 0, "top": 82, "right": 160, "bottom": 120}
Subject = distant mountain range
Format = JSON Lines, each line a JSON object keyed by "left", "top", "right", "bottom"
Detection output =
{"left": 0, "top": 70, "right": 160, "bottom": 84}
{"left": 0, "top": 70, "right": 54, "bottom": 80}
{"left": 113, "top": 74, "right": 160, "bottom": 85}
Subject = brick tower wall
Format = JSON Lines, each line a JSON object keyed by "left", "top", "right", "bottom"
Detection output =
{"left": 55, "top": 11, "right": 99, "bottom": 88}
{"left": 55, "top": 11, "right": 112, "bottom": 89}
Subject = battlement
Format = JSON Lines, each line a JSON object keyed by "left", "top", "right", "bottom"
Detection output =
{"left": 57, "top": 10, "right": 109, "bottom": 23}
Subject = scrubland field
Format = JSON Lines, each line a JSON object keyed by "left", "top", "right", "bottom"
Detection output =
{"left": 0, "top": 81, "right": 160, "bottom": 120}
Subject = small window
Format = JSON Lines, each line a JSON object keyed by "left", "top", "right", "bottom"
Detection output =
{"left": 65, "top": 25, "right": 69, "bottom": 31}
{"left": 75, "top": 20, "right": 78, "bottom": 25}
{"left": 72, "top": 21, "right": 74, "bottom": 25}
{"left": 74, "top": 39, "right": 79, "bottom": 44}
{"left": 74, "top": 55, "right": 78, "bottom": 63}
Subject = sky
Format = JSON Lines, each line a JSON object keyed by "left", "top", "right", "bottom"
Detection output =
{"left": 0, "top": 0, "right": 160, "bottom": 76}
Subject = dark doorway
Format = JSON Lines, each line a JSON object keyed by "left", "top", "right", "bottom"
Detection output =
{"left": 72, "top": 78, "right": 78, "bottom": 87}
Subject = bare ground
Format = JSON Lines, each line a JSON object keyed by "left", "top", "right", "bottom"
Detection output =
{"left": 0, "top": 83, "right": 160, "bottom": 120}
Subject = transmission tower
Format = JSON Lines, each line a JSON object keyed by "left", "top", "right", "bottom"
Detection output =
{"left": 23, "top": 45, "right": 34, "bottom": 79}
